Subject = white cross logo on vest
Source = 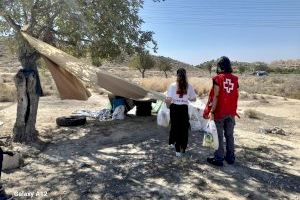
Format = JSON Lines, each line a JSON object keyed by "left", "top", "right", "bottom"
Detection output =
{"left": 223, "top": 78, "right": 234, "bottom": 93}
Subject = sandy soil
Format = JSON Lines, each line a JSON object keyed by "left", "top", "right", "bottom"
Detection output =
{"left": 0, "top": 92, "right": 299, "bottom": 200}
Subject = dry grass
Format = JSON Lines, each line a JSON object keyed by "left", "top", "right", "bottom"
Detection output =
{"left": 42, "top": 85, "right": 58, "bottom": 96}
{"left": 139, "top": 76, "right": 212, "bottom": 96}
{"left": 0, "top": 73, "right": 14, "bottom": 83}
{"left": 39, "top": 70, "right": 58, "bottom": 96}
{"left": 0, "top": 69, "right": 57, "bottom": 100}
{"left": 139, "top": 77, "right": 173, "bottom": 92}
{"left": 244, "top": 109, "right": 262, "bottom": 119}
{"left": 239, "top": 91, "right": 250, "bottom": 99}
{"left": 0, "top": 83, "right": 16, "bottom": 102}
{"left": 140, "top": 74, "right": 300, "bottom": 100}
{"left": 189, "top": 77, "right": 211, "bottom": 96}
{"left": 239, "top": 74, "right": 300, "bottom": 99}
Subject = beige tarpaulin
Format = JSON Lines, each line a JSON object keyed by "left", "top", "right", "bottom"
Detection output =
{"left": 97, "top": 72, "right": 165, "bottom": 100}
{"left": 21, "top": 32, "right": 165, "bottom": 101}
{"left": 43, "top": 57, "right": 91, "bottom": 100}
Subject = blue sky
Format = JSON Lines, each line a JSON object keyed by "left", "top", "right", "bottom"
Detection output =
{"left": 140, "top": 0, "right": 300, "bottom": 65}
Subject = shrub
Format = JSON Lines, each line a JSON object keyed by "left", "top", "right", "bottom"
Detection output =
{"left": 239, "top": 93, "right": 249, "bottom": 99}
{"left": 244, "top": 109, "right": 262, "bottom": 119}
{"left": 0, "top": 83, "right": 16, "bottom": 102}
{"left": 259, "top": 95, "right": 269, "bottom": 103}
{"left": 252, "top": 94, "right": 258, "bottom": 100}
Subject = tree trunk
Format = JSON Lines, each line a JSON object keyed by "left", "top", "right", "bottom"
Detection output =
{"left": 13, "top": 70, "right": 39, "bottom": 143}
{"left": 12, "top": 37, "right": 41, "bottom": 144}
{"left": 142, "top": 70, "right": 145, "bottom": 78}
{"left": 164, "top": 71, "right": 168, "bottom": 78}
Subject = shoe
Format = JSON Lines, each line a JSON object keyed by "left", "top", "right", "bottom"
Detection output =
{"left": 207, "top": 157, "right": 223, "bottom": 166}
{"left": 175, "top": 152, "right": 182, "bottom": 157}
{"left": 225, "top": 156, "right": 235, "bottom": 165}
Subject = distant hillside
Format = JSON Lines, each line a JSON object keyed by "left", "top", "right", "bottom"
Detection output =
{"left": 100, "top": 54, "right": 204, "bottom": 79}
{"left": 270, "top": 59, "right": 300, "bottom": 69}
{"left": 103, "top": 53, "right": 197, "bottom": 71}
{"left": 152, "top": 55, "right": 197, "bottom": 71}
{"left": 196, "top": 59, "right": 300, "bottom": 74}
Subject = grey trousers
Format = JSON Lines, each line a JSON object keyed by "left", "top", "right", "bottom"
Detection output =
{"left": 214, "top": 116, "right": 235, "bottom": 161}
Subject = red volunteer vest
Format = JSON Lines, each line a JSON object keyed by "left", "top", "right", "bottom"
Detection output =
{"left": 203, "top": 73, "right": 239, "bottom": 120}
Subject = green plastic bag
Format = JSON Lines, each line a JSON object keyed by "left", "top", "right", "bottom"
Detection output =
{"left": 152, "top": 100, "right": 163, "bottom": 113}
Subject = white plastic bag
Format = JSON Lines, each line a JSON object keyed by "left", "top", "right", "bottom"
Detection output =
{"left": 188, "top": 106, "right": 203, "bottom": 131}
{"left": 157, "top": 103, "right": 170, "bottom": 127}
{"left": 203, "top": 120, "right": 219, "bottom": 150}
{"left": 127, "top": 106, "right": 136, "bottom": 115}
{"left": 188, "top": 99, "right": 207, "bottom": 131}
{"left": 112, "top": 105, "right": 125, "bottom": 120}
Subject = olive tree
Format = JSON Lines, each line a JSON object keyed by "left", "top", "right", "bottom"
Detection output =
{"left": 129, "top": 51, "right": 155, "bottom": 78}
{"left": 0, "top": 0, "right": 158, "bottom": 143}
{"left": 156, "top": 56, "right": 172, "bottom": 78}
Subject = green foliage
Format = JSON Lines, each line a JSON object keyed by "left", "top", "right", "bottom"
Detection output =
{"left": 252, "top": 62, "right": 270, "bottom": 72}
{"left": 0, "top": 0, "right": 158, "bottom": 66}
{"left": 270, "top": 67, "right": 300, "bottom": 74}
{"left": 237, "top": 65, "right": 247, "bottom": 74}
{"left": 129, "top": 52, "right": 155, "bottom": 78}
{"left": 197, "top": 59, "right": 284, "bottom": 74}
{"left": 156, "top": 56, "right": 172, "bottom": 77}
{"left": 196, "top": 60, "right": 215, "bottom": 76}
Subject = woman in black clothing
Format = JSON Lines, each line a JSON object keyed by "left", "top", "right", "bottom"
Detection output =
{"left": 165, "top": 68, "right": 196, "bottom": 157}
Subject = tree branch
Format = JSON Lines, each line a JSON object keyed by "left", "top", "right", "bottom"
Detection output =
{"left": 29, "top": 0, "right": 42, "bottom": 33}
{"left": 2, "top": 14, "right": 21, "bottom": 32}
{"left": 51, "top": 28, "right": 92, "bottom": 43}
{"left": 55, "top": 38, "right": 77, "bottom": 46}
{"left": 19, "top": 1, "right": 29, "bottom": 25}
{"left": 23, "top": 8, "right": 28, "bottom": 25}
{"left": 36, "top": 11, "right": 59, "bottom": 38}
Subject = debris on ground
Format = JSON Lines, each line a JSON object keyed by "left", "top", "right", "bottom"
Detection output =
{"left": 259, "top": 127, "right": 287, "bottom": 135}
{"left": 73, "top": 109, "right": 112, "bottom": 120}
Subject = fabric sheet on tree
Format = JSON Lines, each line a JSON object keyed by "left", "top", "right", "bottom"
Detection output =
{"left": 21, "top": 32, "right": 165, "bottom": 101}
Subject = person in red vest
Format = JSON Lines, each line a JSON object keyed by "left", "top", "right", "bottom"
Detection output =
{"left": 203, "top": 56, "right": 239, "bottom": 166}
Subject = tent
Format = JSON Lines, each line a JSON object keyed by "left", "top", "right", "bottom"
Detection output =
{"left": 21, "top": 32, "right": 165, "bottom": 101}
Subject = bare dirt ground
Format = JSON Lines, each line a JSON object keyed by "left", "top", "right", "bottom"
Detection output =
{"left": 0, "top": 92, "right": 299, "bottom": 200}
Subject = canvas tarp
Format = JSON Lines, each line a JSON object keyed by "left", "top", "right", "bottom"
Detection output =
{"left": 21, "top": 32, "right": 165, "bottom": 101}
{"left": 43, "top": 57, "right": 91, "bottom": 100}
{"left": 97, "top": 72, "right": 165, "bottom": 100}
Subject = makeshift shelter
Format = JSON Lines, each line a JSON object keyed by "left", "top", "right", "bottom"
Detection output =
{"left": 21, "top": 32, "right": 165, "bottom": 101}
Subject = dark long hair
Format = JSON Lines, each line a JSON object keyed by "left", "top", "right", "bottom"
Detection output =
{"left": 176, "top": 68, "right": 188, "bottom": 95}
{"left": 216, "top": 56, "right": 233, "bottom": 74}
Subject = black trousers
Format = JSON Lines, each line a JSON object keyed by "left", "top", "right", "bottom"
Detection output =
{"left": 169, "top": 104, "right": 189, "bottom": 153}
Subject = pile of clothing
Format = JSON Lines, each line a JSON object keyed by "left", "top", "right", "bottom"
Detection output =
{"left": 72, "top": 109, "right": 112, "bottom": 121}
{"left": 73, "top": 96, "right": 159, "bottom": 121}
